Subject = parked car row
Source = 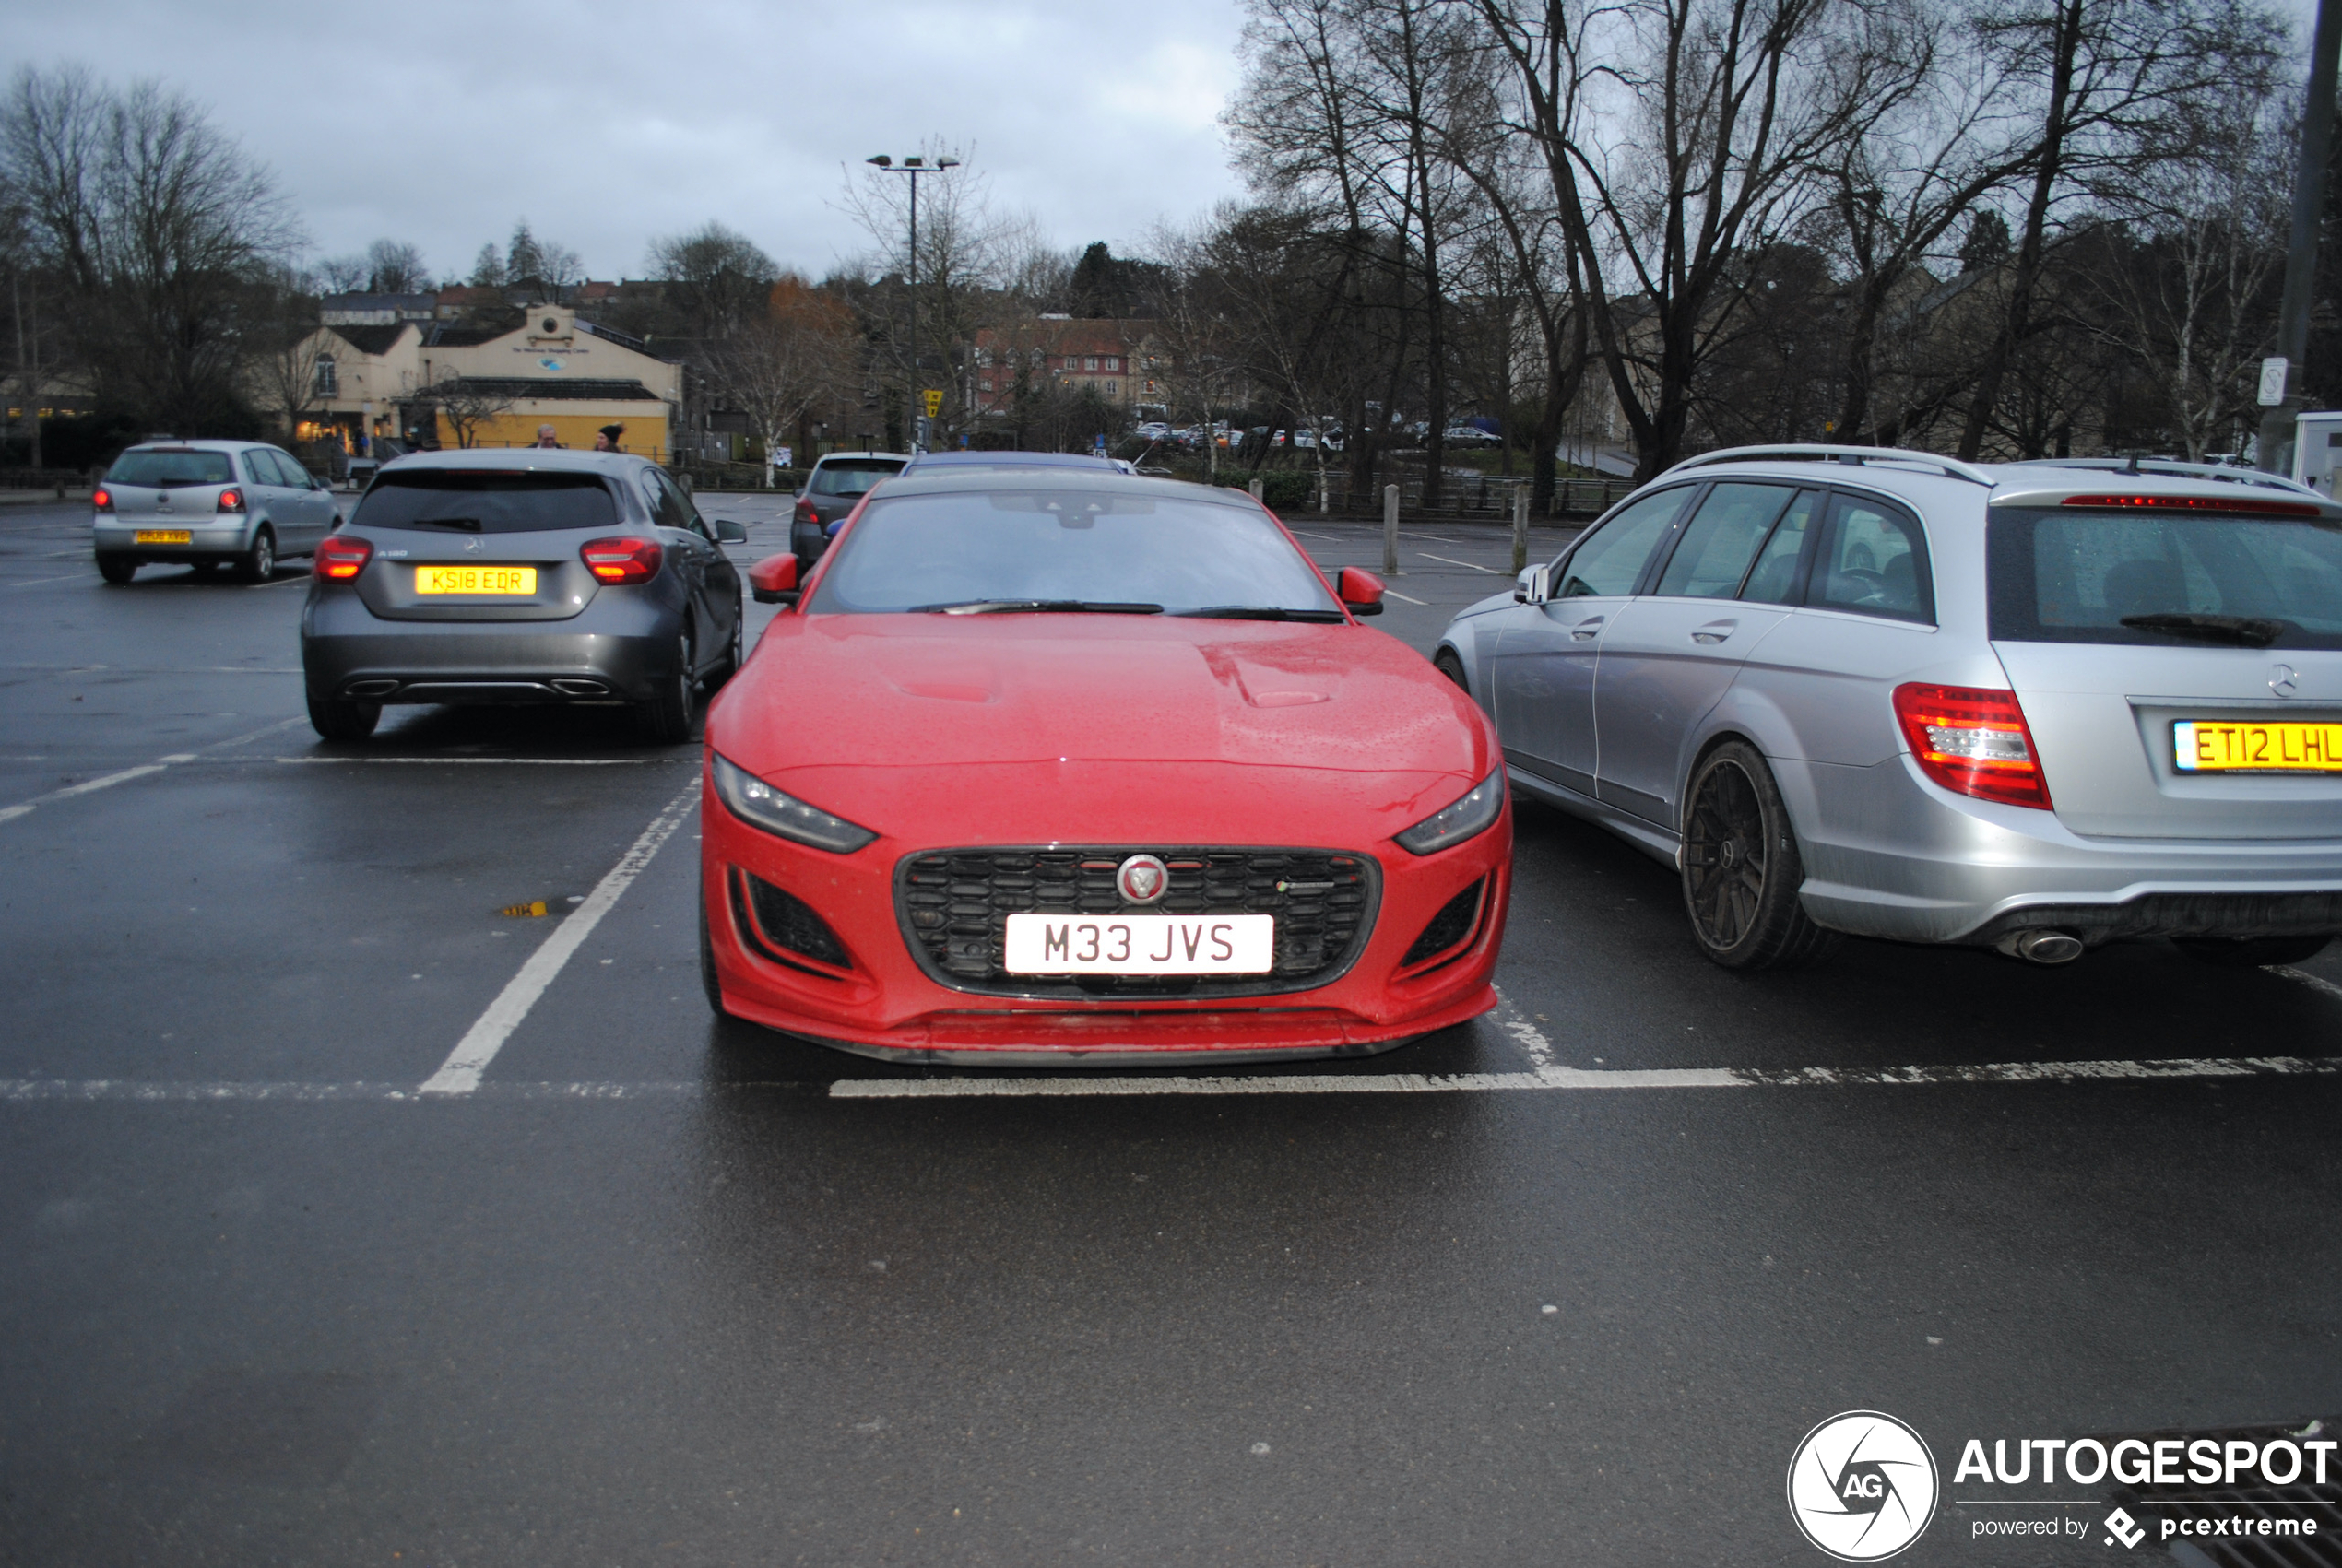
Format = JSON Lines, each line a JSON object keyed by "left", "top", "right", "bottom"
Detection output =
{"left": 85, "top": 439, "right": 2342, "bottom": 1070}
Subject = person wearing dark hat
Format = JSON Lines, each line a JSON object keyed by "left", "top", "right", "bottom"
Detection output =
{"left": 594, "top": 424, "right": 625, "bottom": 453}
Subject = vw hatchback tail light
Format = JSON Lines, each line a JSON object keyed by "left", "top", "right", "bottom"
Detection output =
{"left": 314, "top": 533, "right": 373, "bottom": 581}
{"left": 93, "top": 488, "right": 113, "bottom": 512}
{"left": 216, "top": 488, "right": 245, "bottom": 513}
{"left": 581, "top": 536, "right": 663, "bottom": 584}
{"left": 1892, "top": 684, "right": 2052, "bottom": 809}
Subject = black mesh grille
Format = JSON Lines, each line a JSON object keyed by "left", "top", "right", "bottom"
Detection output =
{"left": 895, "top": 847, "right": 1379, "bottom": 999}
{"left": 1402, "top": 879, "right": 1485, "bottom": 969}
{"left": 740, "top": 870, "right": 851, "bottom": 969}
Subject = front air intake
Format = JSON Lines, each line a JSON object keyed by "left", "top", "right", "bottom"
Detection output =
{"left": 735, "top": 869, "right": 851, "bottom": 971}
{"left": 1401, "top": 879, "right": 1486, "bottom": 971}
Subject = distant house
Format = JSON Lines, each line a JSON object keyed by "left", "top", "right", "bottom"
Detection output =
{"left": 318, "top": 293, "right": 439, "bottom": 327}
{"left": 969, "top": 317, "right": 1168, "bottom": 416}
{"left": 271, "top": 304, "right": 683, "bottom": 457}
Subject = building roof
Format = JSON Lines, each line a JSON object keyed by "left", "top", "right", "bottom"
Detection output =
{"left": 422, "top": 324, "right": 507, "bottom": 348}
{"left": 438, "top": 377, "right": 667, "bottom": 403}
{"left": 325, "top": 324, "right": 412, "bottom": 356}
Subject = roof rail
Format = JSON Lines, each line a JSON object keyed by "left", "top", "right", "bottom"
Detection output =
{"left": 1669, "top": 443, "right": 1996, "bottom": 487}
{"left": 2005, "top": 456, "right": 2321, "bottom": 497}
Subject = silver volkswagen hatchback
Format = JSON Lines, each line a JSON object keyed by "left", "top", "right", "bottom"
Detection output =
{"left": 1437, "top": 446, "right": 2342, "bottom": 970}
{"left": 93, "top": 440, "right": 341, "bottom": 583}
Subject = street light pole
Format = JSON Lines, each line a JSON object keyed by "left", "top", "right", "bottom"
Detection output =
{"left": 867, "top": 154, "right": 960, "bottom": 454}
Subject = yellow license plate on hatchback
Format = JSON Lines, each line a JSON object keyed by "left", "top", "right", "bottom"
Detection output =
{"left": 133, "top": 530, "right": 191, "bottom": 545}
{"left": 2174, "top": 721, "right": 2342, "bottom": 772}
{"left": 416, "top": 565, "right": 537, "bottom": 595}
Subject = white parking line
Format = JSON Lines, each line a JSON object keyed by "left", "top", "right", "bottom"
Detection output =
{"left": 1416, "top": 552, "right": 1503, "bottom": 574}
{"left": 1384, "top": 588, "right": 1428, "bottom": 605}
{"left": 4, "top": 572, "right": 94, "bottom": 587}
{"left": 0, "top": 716, "right": 303, "bottom": 826}
{"left": 419, "top": 781, "right": 699, "bottom": 1096}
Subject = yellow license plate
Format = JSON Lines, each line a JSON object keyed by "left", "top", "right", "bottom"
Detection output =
{"left": 416, "top": 565, "right": 538, "bottom": 595}
{"left": 2174, "top": 721, "right": 2342, "bottom": 772}
{"left": 133, "top": 530, "right": 192, "bottom": 545}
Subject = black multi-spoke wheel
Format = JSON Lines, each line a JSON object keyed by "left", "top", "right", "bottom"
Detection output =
{"left": 1680, "top": 740, "right": 1836, "bottom": 971}
{"left": 641, "top": 630, "right": 696, "bottom": 744}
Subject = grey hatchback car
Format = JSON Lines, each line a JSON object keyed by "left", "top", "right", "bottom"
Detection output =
{"left": 94, "top": 440, "right": 341, "bottom": 583}
{"left": 301, "top": 450, "right": 746, "bottom": 743}
{"left": 1437, "top": 445, "right": 2342, "bottom": 970}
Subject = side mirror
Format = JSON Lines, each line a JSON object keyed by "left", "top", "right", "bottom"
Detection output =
{"left": 749, "top": 553, "right": 800, "bottom": 606}
{"left": 1516, "top": 564, "right": 1552, "bottom": 605}
{"left": 1337, "top": 566, "right": 1386, "bottom": 617}
{"left": 713, "top": 518, "right": 749, "bottom": 543}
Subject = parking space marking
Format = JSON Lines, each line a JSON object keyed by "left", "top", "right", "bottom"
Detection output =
{"left": 1383, "top": 588, "right": 1429, "bottom": 605}
{"left": 1416, "top": 552, "right": 1504, "bottom": 574}
{"left": 419, "top": 780, "right": 700, "bottom": 1097}
{"left": 0, "top": 716, "right": 302, "bottom": 826}
{"left": 5, "top": 572, "right": 96, "bottom": 587}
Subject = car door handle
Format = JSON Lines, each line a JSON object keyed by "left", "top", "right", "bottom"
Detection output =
{"left": 1569, "top": 616, "right": 1605, "bottom": 641}
{"left": 1690, "top": 620, "right": 1736, "bottom": 644}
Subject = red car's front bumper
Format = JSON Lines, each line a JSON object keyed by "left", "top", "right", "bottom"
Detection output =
{"left": 701, "top": 775, "right": 1511, "bottom": 1067}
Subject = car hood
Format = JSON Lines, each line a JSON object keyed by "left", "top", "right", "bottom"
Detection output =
{"left": 708, "top": 614, "right": 1497, "bottom": 847}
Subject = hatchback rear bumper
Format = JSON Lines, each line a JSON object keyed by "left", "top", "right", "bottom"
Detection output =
{"left": 302, "top": 589, "right": 678, "bottom": 705}
{"left": 1786, "top": 755, "right": 2342, "bottom": 945}
{"left": 92, "top": 521, "right": 256, "bottom": 561}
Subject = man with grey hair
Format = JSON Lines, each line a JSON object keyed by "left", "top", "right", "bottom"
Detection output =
{"left": 534, "top": 425, "right": 560, "bottom": 449}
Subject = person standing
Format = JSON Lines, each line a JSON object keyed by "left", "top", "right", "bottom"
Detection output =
{"left": 534, "top": 425, "right": 560, "bottom": 449}
{"left": 594, "top": 424, "right": 625, "bottom": 452}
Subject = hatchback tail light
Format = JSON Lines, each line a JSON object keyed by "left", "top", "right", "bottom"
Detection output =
{"left": 581, "top": 536, "right": 663, "bottom": 584}
{"left": 314, "top": 533, "right": 373, "bottom": 581}
{"left": 794, "top": 498, "right": 820, "bottom": 527}
{"left": 93, "top": 488, "right": 113, "bottom": 512}
{"left": 1892, "top": 683, "right": 2052, "bottom": 809}
{"left": 216, "top": 488, "right": 245, "bottom": 513}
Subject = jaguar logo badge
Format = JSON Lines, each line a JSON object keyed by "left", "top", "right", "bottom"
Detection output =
{"left": 1116, "top": 854, "right": 1168, "bottom": 905}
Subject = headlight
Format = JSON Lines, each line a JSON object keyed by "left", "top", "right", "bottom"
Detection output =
{"left": 1394, "top": 768, "right": 1505, "bottom": 855}
{"left": 710, "top": 752, "right": 877, "bottom": 853}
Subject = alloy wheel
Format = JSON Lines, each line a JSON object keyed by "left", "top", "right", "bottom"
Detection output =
{"left": 1684, "top": 759, "right": 1768, "bottom": 950}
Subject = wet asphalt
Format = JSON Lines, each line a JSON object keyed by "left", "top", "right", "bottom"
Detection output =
{"left": 0, "top": 492, "right": 2337, "bottom": 1566}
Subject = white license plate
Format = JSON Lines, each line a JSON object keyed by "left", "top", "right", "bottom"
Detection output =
{"left": 1002, "top": 913, "right": 1274, "bottom": 974}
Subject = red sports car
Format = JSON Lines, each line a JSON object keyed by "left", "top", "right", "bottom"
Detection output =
{"left": 698, "top": 469, "right": 1510, "bottom": 1066}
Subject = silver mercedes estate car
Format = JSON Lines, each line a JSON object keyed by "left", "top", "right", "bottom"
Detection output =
{"left": 1435, "top": 445, "right": 2342, "bottom": 971}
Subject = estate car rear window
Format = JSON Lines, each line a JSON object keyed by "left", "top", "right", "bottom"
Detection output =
{"left": 809, "top": 489, "right": 1341, "bottom": 618}
{"left": 810, "top": 460, "right": 905, "bottom": 498}
{"left": 350, "top": 472, "right": 620, "bottom": 534}
{"left": 1989, "top": 506, "right": 2342, "bottom": 650}
{"left": 108, "top": 450, "right": 233, "bottom": 488}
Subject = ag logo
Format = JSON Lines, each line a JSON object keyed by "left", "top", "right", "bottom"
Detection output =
{"left": 1787, "top": 1410, "right": 1939, "bottom": 1561}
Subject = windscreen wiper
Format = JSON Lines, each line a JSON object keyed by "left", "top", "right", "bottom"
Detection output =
{"left": 912, "top": 599, "right": 1165, "bottom": 615}
{"left": 2119, "top": 612, "right": 2287, "bottom": 648}
{"left": 408, "top": 516, "right": 486, "bottom": 533}
{"left": 1171, "top": 605, "right": 1347, "bottom": 622}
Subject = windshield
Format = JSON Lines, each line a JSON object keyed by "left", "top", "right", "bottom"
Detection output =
{"left": 808, "top": 488, "right": 1341, "bottom": 617}
{"left": 1989, "top": 506, "right": 2342, "bottom": 649}
{"left": 108, "top": 450, "right": 233, "bottom": 488}
{"left": 351, "top": 471, "right": 620, "bottom": 534}
{"left": 810, "top": 460, "right": 904, "bottom": 498}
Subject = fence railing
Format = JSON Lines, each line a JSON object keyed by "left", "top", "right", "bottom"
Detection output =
{"left": 0, "top": 468, "right": 90, "bottom": 492}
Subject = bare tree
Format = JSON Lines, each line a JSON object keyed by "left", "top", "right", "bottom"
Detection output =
{"left": 646, "top": 221, "right": 778, "bottom": 338}
{"left": 1, "top": 65, "right": 302, "bottom": 435}
{"left": 701, "top": 276, "right": 854, "bottom": 487}
{"left": 315, "top": 253, "right": 368, "bottom": 292}
{"left": 422, "top": 377, "right": 515, "bottom": 449}
{"left": 250, "top": 264, "right": 329, "bottom": 442}
{"left": 363, "top": 238, "right": 430, "bottom": 293}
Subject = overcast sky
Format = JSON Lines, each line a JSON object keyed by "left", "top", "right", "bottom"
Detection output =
{"left": 7, "top": 0, "right": 1255, "bottom": 285}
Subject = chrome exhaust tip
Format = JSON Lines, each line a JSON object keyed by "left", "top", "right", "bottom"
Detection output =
{"left": 1995, "top": 928, "right": 2086, "bottom": 965}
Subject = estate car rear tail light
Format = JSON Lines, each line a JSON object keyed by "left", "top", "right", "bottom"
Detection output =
{"left": 794, "top": 498, "right": 820, "bottom": 527}
{"left": 314, "top": 533, "right": 373, "bottom": 581}
{"left": 216, "top": 488, "right": 245, "bottom": 513}
{"left": 580, "top": 535, "right": 663, "bottom": 584}
{"left": 1892, "top": 683, "right": 2053, "bottom": 810}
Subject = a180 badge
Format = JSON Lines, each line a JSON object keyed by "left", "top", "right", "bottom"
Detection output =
{"left": 1787, "top": 1410, "right": 1939, "bottom": 1561}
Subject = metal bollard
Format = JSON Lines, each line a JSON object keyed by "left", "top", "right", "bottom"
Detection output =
{"left": 1382, "top": 484, "right": 1400, "bottom": 575}
{"left": 1511, "top": 487, "right": 1529, "bottom": 573}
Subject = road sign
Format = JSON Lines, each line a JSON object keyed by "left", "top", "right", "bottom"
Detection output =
{"left": 922, "top": 389, "right": 943, "bottom": 417}
{"left": 2261, "top": 358, "right": 2291, "bottom": 407}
